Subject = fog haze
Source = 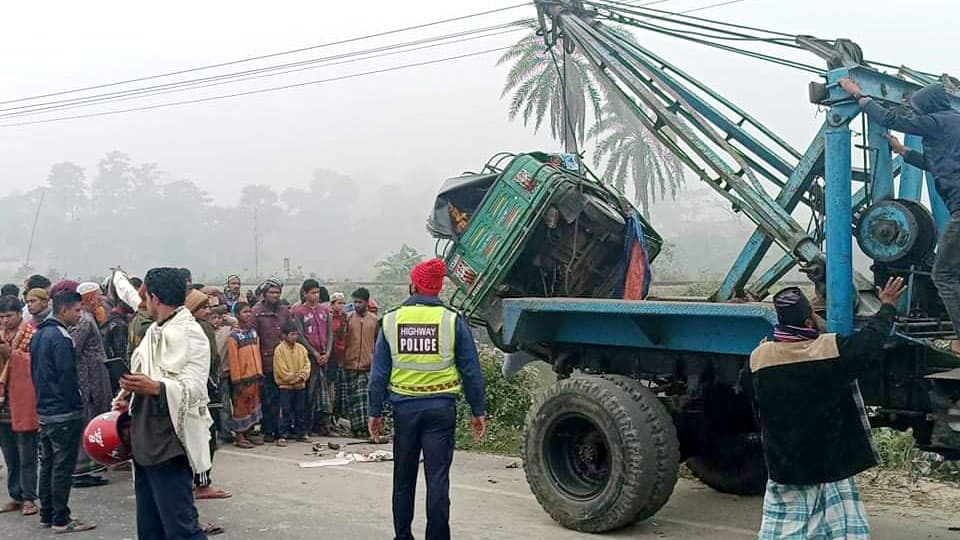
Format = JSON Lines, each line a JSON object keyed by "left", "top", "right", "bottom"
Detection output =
{"left": 1, "top": 0, "right": 955, "bottom": 282}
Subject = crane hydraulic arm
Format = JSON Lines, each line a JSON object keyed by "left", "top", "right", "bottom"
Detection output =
{"left": 536, "top": 0, "right": 826, "bottom": 297}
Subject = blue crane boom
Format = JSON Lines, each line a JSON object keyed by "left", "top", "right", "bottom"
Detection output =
{"left": 536, "top": 0, "right": 956, "bottom": 334}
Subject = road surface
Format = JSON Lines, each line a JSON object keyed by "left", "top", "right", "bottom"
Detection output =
{"left": 1, "top": 438, "right": 957, "bottom": 539}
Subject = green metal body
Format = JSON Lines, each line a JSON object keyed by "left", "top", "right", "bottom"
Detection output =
{"left": 442, "top": 152, "right": 662, "bottom": 334}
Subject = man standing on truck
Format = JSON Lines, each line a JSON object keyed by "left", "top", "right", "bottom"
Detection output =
{"left": 367, "top": 258, "right": 486, "bottom": 540}
{"left": 840, "top": 78, "right": 960, "bottom": 355}
{"left": 751, "top": 277, "right": 905, "bottom": 539}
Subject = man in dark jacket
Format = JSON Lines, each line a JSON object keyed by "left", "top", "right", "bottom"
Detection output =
{"left": 29, "top": 291, "right": 96, "bottom": 533}
{"left": 841, "top": 78, "right": 960, "bottom": 354}
{"left": 253, "top": 279, "right": 289, "bottom": 442}
{"left": 752, "top": 277, "right": 905, "bottom": 539}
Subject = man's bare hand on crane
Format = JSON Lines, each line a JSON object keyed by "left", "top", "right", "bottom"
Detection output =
{"left": 839, "top": 77, "right": 860, "bottom": 95}
{"left": 878, "top": 276, "right": 907, "bottom": 306}
{"left": 883, "top": 134, "right": 910, "bottom": 157}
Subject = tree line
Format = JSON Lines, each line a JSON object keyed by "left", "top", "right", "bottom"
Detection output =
{"left": 3, "top": 151, "right": 438, "bottom": 284}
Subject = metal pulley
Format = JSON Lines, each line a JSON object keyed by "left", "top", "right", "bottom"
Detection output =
{"left": 855, "top": 199, "right": 937, "bottom": 264}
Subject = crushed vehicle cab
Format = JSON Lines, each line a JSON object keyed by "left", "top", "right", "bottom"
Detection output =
{"left": 429, "top": 151, "right": 662, "bottom": 349}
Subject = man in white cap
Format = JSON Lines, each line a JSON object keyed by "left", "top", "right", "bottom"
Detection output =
{"left": 70, "top": 283, "right": 113, "bottom": 489}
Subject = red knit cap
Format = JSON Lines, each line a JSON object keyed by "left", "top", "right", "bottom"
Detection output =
{"left": 410, "top": 258, "right": 447, "bottom": 296}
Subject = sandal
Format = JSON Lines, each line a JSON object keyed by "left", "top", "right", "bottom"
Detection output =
{"left": 932, "top": 339, "right": 960, "bottom": 356}
{"left": 202, "top": 523, "right": 225, "bottom": 536}
{"left": 52, "top": 519, "right": 96, "bottom": 533}
{"left": 21, "top": 501, "right": 38, "bottom": 516}
{"left": 233, "top": 437, "right": 254, "bottom": 449}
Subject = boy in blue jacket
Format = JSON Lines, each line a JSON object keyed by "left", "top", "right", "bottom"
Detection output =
{"left": 30, "top": 291, "right": 96, "bottom": 533}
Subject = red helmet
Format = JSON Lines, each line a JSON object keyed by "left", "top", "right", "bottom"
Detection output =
{"left": 83, "top": 411, "right": 132, "bottom": 466}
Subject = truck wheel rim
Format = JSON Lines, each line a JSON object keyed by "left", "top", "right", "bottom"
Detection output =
{"left": 544, "top": 413, "right": 611, "bottom": 500}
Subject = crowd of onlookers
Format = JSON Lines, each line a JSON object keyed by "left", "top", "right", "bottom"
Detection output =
{"left": 0, "top": 270, "right": 383, "bottom": 534}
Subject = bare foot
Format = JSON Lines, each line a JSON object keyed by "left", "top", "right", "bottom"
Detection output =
{"left": 195, "top": 486, "right": 232, "bottom": 500}
{"left": 951, "top": 340, "right": 960, "bottom": 355}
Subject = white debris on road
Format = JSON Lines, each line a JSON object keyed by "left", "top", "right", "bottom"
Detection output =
{"left": 299, "top": 450, "right": 394, "bottom": 468}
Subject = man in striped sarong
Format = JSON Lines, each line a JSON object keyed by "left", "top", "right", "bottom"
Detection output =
{"left": 338, "top": 288, "right": 378, "bottom": 438}
{"left": 750, "top": 277, "right": 906, "bottom": 539}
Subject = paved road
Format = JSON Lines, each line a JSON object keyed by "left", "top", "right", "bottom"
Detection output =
{"left": 1, "top": 438, "right": 957, "bottom": 539}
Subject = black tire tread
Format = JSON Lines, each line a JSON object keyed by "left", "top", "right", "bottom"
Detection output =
{"left": 599, "top": 375, "right": 680, "bottom": 521}
{"left": 522, "top": 375, "right": 658, "bottom": 533}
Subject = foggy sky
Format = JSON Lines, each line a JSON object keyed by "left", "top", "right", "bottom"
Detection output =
{"left": 1, "top": 0, "right": 956, "bottom": 278}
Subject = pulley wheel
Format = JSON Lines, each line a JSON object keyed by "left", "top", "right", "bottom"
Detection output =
{"left": 855, "top": 199, "right": 936, "bottom": 264}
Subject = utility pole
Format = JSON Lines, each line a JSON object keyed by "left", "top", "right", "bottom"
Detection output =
{"left": 253, "top": 206, "right": 260, "bottom": 280}
{"left": 562, "top": 40, "right": 577, "bottom": 154}
{"left": 24, "top": 190, "right": 45, "bottom": 271}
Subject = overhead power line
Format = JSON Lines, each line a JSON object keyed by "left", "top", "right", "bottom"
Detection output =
{"left": 0, "top": 2, "right": 532, "bottom": 106}
{"left": 0, "top": 46, "right": 511, "bottom": 128}
{"left": 681, "top": 0, "right": 749, "bottom": 14}
{"left": 1, "top": 23, "right": 527, "bottom": 119}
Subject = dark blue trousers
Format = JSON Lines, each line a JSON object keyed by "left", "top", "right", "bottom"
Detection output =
{"left": 278, "top": 388, "right": 307, "bottom": 439}
{"left": 38, "top": 419, "right": 82, "bottom": 527}
{"left": 134, "top": 456, "right": 206, "bottom": 540}
{"left": 260, "top": 376, "right": 280, "bottom": 438}
{"left": 392, "top": 403, "right": 456, "bottom": 540}
{"left": 0, "top": 423, "right": 38, "bottom": 503}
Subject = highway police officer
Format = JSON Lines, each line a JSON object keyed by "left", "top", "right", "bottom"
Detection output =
{"left": 368, "top": 257, "right": 486, "bottom": 540}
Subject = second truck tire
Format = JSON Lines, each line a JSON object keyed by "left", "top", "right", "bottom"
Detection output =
{"left": 686, "top": 437, "right": 767, "bottom": 496}
{"left": 523, "top": 375, "right": 679, "bottom": 533}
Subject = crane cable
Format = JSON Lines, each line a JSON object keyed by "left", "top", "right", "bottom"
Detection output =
{"left": 578, "top": 0, "right": 824, "bottom": 73}
{"left": 590, "top": 0, "right": 942, "bottom": 78}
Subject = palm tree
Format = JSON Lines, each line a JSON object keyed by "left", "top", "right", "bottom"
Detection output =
{"left": 498, "top": 23, "right": 685, "bottom": 214}
{"left": 497, "top": 21, "right": 602, "bottom": 145}
{"left": 587, "top": 101, "right": 684, "bottom": 215}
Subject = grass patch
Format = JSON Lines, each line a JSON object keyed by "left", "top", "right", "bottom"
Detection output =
{"left": 873, "top": 428, "right": 960, "bottom": 483}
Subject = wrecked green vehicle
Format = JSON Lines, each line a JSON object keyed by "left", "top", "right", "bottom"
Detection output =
{"left": 429, "top": 151, "right": 663, "bottom": 349}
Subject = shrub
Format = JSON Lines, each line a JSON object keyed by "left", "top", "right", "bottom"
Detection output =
{"left": 455, "top": 347, "right": 537, "bottom": 455}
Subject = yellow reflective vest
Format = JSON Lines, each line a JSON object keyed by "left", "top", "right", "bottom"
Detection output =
{"left": 382, "top": 304, "right": 462, "bottom": 397}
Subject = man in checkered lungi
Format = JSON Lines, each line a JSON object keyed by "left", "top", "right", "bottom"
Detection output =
{"left": 338, "top": 288, "right": 379, "bottom": 438}
{"left": 750, "top": 277, "right": 906, "bottom": 539}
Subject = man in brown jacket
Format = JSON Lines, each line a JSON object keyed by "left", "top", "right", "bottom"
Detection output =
{"left": 337, "top": 288, "right": 378, "bottom": 438}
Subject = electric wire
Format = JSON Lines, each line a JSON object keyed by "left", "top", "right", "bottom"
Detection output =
{"left": 0, "top": 24, "right": 527, "bottom": 119}
{"left": 0, "top": 46, "right": 511, "bottom": 128}
{"left": 0, "top": 2, "right": 532, "bottom": 106}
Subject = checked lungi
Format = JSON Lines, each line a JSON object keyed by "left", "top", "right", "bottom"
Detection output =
{"left": 337, "top": 368, "right": 370, "bottom": 437}
{"left": 758, "top": 477, "right": 870, "bottom": 539}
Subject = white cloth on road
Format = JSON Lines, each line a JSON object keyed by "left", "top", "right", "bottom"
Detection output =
{"left": 298, "top": 450, "right": 393, "bottom": 468}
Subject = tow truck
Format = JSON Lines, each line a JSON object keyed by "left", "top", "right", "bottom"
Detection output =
{"left": 428, "top": 0, "right": 960, "bottom": 532}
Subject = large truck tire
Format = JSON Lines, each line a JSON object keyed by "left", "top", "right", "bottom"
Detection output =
{"left": 686, "top": 437, "right": 767, "bottom": 495}
{"left": 523, "top": 376, "right": 675, "bottom": 533}
{"left": 599, "top": 375, "right": 680, "bottom": 520}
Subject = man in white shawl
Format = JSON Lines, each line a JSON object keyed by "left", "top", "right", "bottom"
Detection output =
{"left": 113, "top": 267, "right": 210, "bottom": 540}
